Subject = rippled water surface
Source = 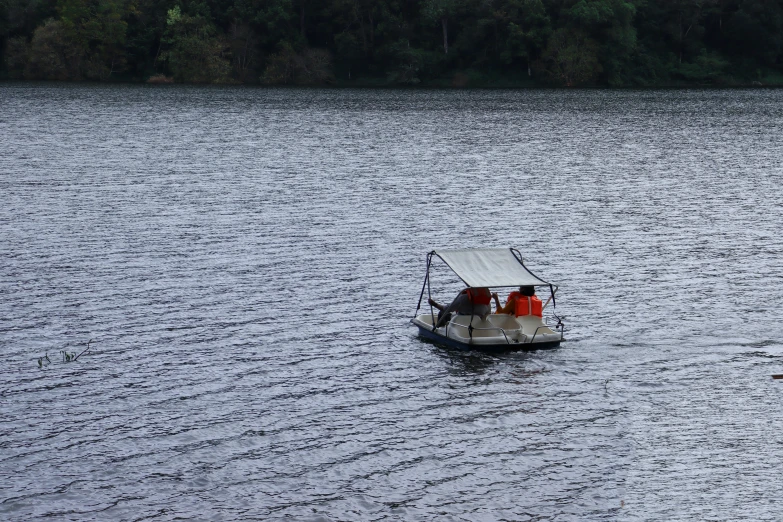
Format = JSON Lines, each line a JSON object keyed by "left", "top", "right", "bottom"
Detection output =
{"left": 2, "top": 84, "right": 783, "bottom": 520}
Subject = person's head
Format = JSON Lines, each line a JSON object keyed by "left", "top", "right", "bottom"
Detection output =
{"left": 519, "top": 285, "right": 535, "bottom": 296}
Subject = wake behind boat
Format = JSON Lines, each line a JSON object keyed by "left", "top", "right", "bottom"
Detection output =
{"left": 411, "top": 248, "right": 564, "bottom": 352}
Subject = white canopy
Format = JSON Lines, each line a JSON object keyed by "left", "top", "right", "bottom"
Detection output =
{"left": 432, "top": 248, "right": 549, "bottom": 288}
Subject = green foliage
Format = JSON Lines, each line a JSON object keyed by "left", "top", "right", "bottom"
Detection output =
{"left": 423, "top": 0, "right": 461, "bottom": 23}
{"left": 261, "top": 41, "right": 334, "bottom": 84}
{"left": 2, "top": 0, "right": 782, "bottom": 85}
{"left": 422, "top": 0, "right": 465, "bottom": 54}
{"left": 724, "top": 0, "right": 783, "bottom": 72}
{"left": 159, "top": 5, "right": 232, "bottom": 83}
{"left": 55, "top": 0, "right": 129, "bottom": 79}
{"left": 676, "top": 49, "right": 729, "bottom": 82}
{"left": 537, "top": 28, "right": 601, "bottom": 86}
{"left": 563, "top": 0, "right": 637, "bottom": 86}
{"left": 4, "top": 34, "right": 29, "bottom": 78}
{"left": 8, "top": 0, "right": 128, "bottom": 80}
{"left": 494, "top": 0, "right": 551, "bottom": 76}
{"left": 25, "top": 18, "right": 73, "bottom": 79}
{"left": 384, "top": 40, "right": 436, "bottom": 84}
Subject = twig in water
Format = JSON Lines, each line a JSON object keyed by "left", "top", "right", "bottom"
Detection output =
{"left": 74, "top": 339, "right": 93, "bottom": 361}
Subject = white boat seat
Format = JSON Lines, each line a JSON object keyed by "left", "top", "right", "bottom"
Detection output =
{"left": 511, "top": 315, "right": 550, "bottom": 333}
{"left": 415, "top": 313, "right": 438, "bottom": 328}
{"left": 448, "top": 314, "right": 523, "bottom": 340}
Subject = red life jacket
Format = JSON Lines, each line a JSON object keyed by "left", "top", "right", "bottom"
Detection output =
{"left": 509, "top": 292, "right": 543, "bottom": 317}
{"left": 466, "top": 288, "right": 491, "bottom": 306}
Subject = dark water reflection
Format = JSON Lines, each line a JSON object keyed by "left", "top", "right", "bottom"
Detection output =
{"left": 1, "top": 84, "right": 783, "bottom": 520}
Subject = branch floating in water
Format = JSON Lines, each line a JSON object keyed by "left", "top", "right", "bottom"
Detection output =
{"left": 37, "top": 340, "right": 94, "bottom": 367}
{"left": 74, "top": 339, "right": 93, "bottom": 361}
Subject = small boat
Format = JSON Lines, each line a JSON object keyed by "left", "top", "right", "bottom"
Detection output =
{"left": 411, "top": 248, "right": 564, "bottom": 352}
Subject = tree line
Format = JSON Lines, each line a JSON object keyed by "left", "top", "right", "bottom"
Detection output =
{"left": 1, "top": 0, "right": 782, "bottom": 86}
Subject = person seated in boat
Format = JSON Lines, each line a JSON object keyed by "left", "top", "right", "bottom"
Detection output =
{"left": 429, "top": 287, "right": 493, "bottom": 328}
{"left": 492, "top": 286, "right": 543, "bottom": 318}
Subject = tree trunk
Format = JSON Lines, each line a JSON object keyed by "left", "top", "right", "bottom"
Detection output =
{"left": 442, "top": 17, "right": 448, "bottom": 54}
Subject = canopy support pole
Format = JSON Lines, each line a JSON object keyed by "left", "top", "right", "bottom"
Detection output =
{"left": 414, "top": 252, "right": 435, "bottom": 326}
{"left": 548, "top": 283, "right": 564, "bottom": 338}
{"left": 426, "top": 254, "right": 435, "bottom": 329}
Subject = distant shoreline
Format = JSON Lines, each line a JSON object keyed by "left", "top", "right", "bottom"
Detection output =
{"left": 2, "top": 78, "right": 780, "bottom": 89}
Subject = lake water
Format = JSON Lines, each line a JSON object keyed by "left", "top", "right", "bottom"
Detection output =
{"left": 1, "top": 84, "right": 783, "bottom": 520}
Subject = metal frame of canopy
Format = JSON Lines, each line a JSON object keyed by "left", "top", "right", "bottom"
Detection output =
{"left": 412, "top": 247, "right": 563, "bottom": 339}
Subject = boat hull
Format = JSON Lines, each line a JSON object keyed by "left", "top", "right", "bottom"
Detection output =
{"left": 415, "top": 324, "right": 561, "bottom": 353}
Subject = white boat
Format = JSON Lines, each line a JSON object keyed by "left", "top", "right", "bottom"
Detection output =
{"left": 411, "top": 248, "right": 564, "bottom": 352}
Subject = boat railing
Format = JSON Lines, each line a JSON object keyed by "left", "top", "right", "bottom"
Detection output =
{"left": 419, "top": 314, "right": 561, "bottom": 345}
{"left": 544, "top": 315, "right": 565, "bottom": 341}
{"left": 529, "top": 326, "right": 549, "bottom": 344}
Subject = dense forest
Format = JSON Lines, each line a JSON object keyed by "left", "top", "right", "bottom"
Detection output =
{"left": 1, "top": 0, "right": 782, "bottom": 86}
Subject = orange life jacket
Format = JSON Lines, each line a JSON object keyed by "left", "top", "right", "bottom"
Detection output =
{"left": 508, "top": 291, "right": 543, "bottom": 317}
{"left": 466, "top": 287, "right": 491, "bottom": 306}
